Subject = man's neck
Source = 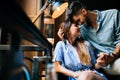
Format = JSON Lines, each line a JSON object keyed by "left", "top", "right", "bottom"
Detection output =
{"left": 87, "top": 11, "right": 98, "bottom": 29}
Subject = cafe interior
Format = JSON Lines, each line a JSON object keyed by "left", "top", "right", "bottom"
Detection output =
{"left": 0, "top": 0, "right": 120, "bottom": 80}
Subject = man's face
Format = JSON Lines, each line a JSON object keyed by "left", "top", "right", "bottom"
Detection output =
{"left": 72, "top": 9, "right": 91, "bottom": 26}
{"left": 73, "top": 14, "right": 86, "bottom": 25}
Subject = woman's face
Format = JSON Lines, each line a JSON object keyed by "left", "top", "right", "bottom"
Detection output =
{"left": 69, "top": 23, "right": 81, "bottom": 38}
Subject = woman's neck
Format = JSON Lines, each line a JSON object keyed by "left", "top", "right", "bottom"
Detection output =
{"left": 68, "top": 37, "right": 76, "bottom": 45}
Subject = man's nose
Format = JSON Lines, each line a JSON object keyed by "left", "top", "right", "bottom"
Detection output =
{"left": 78, "top": 26, "right": 80, "bottom": 28}
{"left": 76, "top": 19, "right": 81, "bottom": 24}
{"left": 78, "top": 25, "right": 81, "bottom": 29}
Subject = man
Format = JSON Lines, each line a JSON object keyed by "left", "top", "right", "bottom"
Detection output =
{"left": 57, "top": 1, "right": 120, "bottom": 75}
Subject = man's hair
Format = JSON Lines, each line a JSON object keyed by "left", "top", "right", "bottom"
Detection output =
{"left": 66, "top": 1, "right": 87, "bottom": 22}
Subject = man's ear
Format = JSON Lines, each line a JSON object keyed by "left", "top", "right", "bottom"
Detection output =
{"left": 81, "top": 8, "right": 87, "bottom": 15}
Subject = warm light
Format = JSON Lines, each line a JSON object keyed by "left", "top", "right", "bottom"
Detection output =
{"left": 33, "top": 1, "right": 68, "bottom": 23}
{"left": 56, "top": 7, "right": 61, "bottom": 11}
{"left": 51, "top": 2, "right": 68, "bottom": 18}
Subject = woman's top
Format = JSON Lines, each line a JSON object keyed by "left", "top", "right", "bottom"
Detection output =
{"left": 53, "top": 40, "right": 107, "bottom": 80}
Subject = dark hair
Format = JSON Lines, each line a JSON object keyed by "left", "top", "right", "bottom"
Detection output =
{"left": 66, "top": 1, "right": 87, "bottom": 22}
{"left": 59, "top": 20, "right": 85, "bottom": 42}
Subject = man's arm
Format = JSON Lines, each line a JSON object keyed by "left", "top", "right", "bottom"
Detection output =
{"left": 112, "top": 45, "right": 120, "bottom": 58}
{"left": 113, "top": 10, "right": 120, "bottom": 58}
{"left": 99, "top": 10, "right": 120, "bottom": 66}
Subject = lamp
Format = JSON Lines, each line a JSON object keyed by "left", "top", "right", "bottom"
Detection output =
{"left": 32, "top": 0, "right": 68, "bottom": 23}
{"left": 51, "top": 1, "right": 68, "bottom": 18}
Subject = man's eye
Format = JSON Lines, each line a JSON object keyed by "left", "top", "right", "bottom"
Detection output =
{"left": 75, "top": 24, "right": 79, "bottom": 27}
{"left": 76, "top": 19, "right": 80, "bottom": 23}
{"left": 75, "top": 23, "right": 79, "bottom": 27}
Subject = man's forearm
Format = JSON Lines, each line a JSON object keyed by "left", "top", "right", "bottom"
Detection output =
{"left": 113, "top": 45, "right": 120, "bottom": 58}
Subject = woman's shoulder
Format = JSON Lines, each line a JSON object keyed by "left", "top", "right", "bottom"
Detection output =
{"left": 55, "top": 41, "right": 66, "bottom": 48}
{"left": 56, "top": 41, "right": 65, "bottom": 45}
{"left": 56, "top": 40, "right": 69, "bottom": 45}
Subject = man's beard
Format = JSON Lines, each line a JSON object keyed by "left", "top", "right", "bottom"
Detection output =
{"left": 85, "top": 17, "right": 92, "bottom": 26}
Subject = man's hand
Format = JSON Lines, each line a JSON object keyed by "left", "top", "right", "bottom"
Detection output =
{"left": 96, "top": 52, "right": 115, "bottom": 67}
{"left": 57, "top": 27, "right": 64, "bottom": 40}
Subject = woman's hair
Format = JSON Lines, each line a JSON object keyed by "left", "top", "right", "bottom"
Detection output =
{"left": 75, "top": 39, "right": 91, "bottom": 65}
{"left": 59, "top": 20, "right": 71, "bottom": 40}
{"left": 66, "top": 1, "right": 87, "bottom": 22}
{"left": 59, "top": 21, "right": 91, "bottom": 65}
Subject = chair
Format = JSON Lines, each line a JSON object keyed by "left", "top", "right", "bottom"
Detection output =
{"left": 32, "top": 56, "right": 51, "bottom": 80}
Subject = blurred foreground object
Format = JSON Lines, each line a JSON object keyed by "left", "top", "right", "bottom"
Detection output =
{"left": 0, "top": 0, "right": 52, "bottom": 80}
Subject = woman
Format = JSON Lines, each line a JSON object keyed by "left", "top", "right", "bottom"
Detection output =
{"left": 53, "top": 21, "right": 107, "bottom": 80}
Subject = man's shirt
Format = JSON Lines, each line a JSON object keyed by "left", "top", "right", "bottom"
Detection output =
{"left": 81, "top": 9, "right": 120, "bottom": 56}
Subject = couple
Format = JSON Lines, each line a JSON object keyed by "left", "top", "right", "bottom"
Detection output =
{"left": 53, "top": 1, "right": 120, "bottom": 80}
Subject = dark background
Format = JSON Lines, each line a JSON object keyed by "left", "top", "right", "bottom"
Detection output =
{"left": 68, "top": 0, "right": 120, "bottom": 11}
